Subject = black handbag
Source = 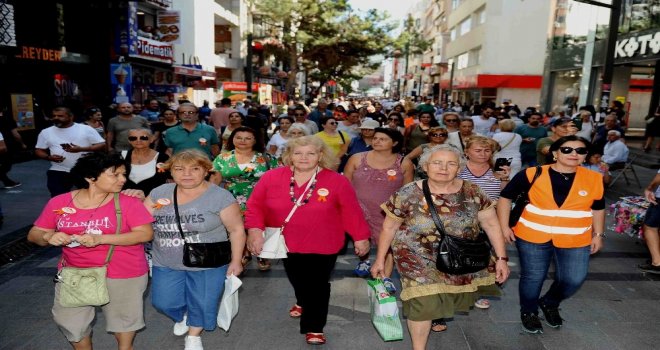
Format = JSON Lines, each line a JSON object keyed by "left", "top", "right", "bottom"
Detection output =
{"left": 173, "top": 185, "right": 232, "bottom": 268}
{"left": 422, "top": 180, "right": 492, "bottom": 275}
{"left": 508, "top": 166, "right": 542, "bottom": 228}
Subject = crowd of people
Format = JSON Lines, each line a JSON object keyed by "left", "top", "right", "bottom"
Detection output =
{"left": 19, "top": 94, "right": 660, "bottom": 350}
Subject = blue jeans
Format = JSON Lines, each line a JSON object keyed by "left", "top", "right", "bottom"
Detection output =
{"left": 151, "top": 265, "right": 228, "bottom": 331}
{"left": 516, "top": 238, "right": 591, "bottom": 314}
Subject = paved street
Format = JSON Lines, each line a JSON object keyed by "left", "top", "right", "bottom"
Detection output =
{"left": 1, "top": 156, "right": 660, "bottom": 349}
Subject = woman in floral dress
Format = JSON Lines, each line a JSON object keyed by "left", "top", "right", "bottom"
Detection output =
{"left": 371, "top": 144, "right": 509, "bottom": 350}
{"left": 212, "top": 126, "right": 278, "bottom": 270}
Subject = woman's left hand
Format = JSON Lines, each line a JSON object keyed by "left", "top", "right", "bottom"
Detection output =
{"left": 78, "top": 234, "right": 103, "bottom": 247}
{"left": 121, "top": 189, "right": 145, "bottom": 201}
{"left": 590, "top": 236, "right": 603, "bottom": 254}
{"left": 226, "top": 261, "right": 244, "bottom": 277}
{"left": 353, "top": 239, "right": 370, "bottom": 257}
{"left": 495, "top": 260, "right": 510, "bottom": 284}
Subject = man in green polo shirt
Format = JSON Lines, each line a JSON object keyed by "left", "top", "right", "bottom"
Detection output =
{"left": 164, "top": 103, "right": 220, "bottom": 159}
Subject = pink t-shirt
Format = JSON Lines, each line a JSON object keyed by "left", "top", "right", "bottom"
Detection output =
{"left": 34, "top": 193, "right": 154, "bottom": 278}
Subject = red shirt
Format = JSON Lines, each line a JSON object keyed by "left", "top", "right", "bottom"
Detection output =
{"left": 245, "top": 167, "right": 370, "bottom": 254}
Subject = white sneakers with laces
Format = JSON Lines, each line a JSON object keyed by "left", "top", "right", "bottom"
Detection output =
{"left": 173, "top": 315, "right": 189, "bottom": 336}
{"left": 184, "top": 335, "right": 203, "bottom": 350}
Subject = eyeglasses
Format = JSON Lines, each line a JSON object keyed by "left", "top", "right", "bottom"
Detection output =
{"left": 128, "top": 135, "right": 150, "bottom": 141}
{"left": 430, "top": 133, "right": 448, "bottom": 137}
{"left": 444, "top": 119, "right": 459, "bottom": 123}
{"left": 428, "top": 160, "right": 459, "bottom": 168}
{"left": 179, "top": 111, "right": 196, "bottom": 115}
{"left": 559, "top": 146, "right": 588, "bottom": 155}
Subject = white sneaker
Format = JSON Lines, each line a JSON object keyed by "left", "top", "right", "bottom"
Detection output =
{"left": 184, "top": 335, "right": 203, "bottom": 350}
{"left": 173, "top": 315, "right": 189, "bottom": 336}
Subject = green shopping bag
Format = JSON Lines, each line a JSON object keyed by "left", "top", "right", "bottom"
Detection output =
{"left": 367, "top": 279, "right": 403, "bottom": 342}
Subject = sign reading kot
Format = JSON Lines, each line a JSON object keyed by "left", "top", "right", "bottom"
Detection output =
{"left": 615, "top": 31, "right": 660, "bottom": 59}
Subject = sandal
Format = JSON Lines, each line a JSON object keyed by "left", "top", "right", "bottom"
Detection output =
{"left": 431, "top": 319, "right": 447, "bottom": 332}
{"left": 257, "top": 258, "right": 271, "bottom": 271}
{"left": 289, "top": 304, "right": 302, "bottom": 318}
{"left": 241, "top": 255, "right": 252, "bottom": 267}
{"left": 474, "top": 298, "right": 491, "bottom": 309}
{"left": 305, "top": 332, "right": 326, "bottom": 345}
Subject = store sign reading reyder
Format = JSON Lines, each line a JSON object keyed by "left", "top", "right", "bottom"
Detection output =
{"left": 614, "top": 31, "right": 660, "bottom": 59}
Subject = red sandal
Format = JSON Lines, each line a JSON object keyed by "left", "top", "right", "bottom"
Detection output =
{"left": 305, "top": 332, "right": 326, "bottom": 345}
{"left": 289, "top": 304, "right": 302, "bottom": 318}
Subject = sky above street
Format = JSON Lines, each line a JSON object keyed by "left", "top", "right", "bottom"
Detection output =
{"left": 350, "top": 0, "right": 411, "bottom": 33}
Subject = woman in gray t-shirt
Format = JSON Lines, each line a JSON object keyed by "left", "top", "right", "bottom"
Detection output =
{"left": 144, "top": 149, "right": 245, "bottom": 349}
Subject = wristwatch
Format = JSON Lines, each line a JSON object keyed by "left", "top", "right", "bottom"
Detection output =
{"left": 594, "top": 232, "right": 606, "bottom": 238}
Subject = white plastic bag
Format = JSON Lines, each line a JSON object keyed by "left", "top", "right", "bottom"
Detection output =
{"left": 217, "top": 274, "right": 242, "bottom": 331}
{"left": 258, "top": 227, "right": 288, "bottom": 259}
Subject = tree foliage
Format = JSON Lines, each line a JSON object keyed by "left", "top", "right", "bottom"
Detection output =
{"left": 249, "top": 0, "right": 397, "bottom": 93}
{"left": 392, "top": 14, "right": 432, "bottom": 57}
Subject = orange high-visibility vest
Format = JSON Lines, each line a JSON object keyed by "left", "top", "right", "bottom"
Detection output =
{"left": 513, "top": 165, "right": 604, "bottom": 248}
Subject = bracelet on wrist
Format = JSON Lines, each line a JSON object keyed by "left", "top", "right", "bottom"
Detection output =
{"left": 594, "top": 232, "right": 606, "bottom": 238}
{"left": 496, "top": 256, "right": 509, "bottom": 261}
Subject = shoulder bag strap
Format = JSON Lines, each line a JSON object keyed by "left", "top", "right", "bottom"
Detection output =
{"left": 103, "top": 193, "right": 121, "bottom": 265}
{"left": 173, "top": 185, "right": 186, "bottom": 240}
{"left": 529, "top": 165, "right": 542, "bottom": 188}
{"left": 281, "top": 167, "right": 319, "bottom": 229}
{"left": 422, "top": 180, "right": 447, "bottom": 240}
{"left": 500, "top": 134, "right": 517, "bottom": 150}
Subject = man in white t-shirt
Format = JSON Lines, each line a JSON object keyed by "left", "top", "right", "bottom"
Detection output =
{"left": 471, "top": 106, "right": 496, "bottom": 136}
{"left": 35, "top": 106, "right": 106, "bottom": 197}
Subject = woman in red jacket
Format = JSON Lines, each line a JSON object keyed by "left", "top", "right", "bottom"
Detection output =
{"left": 244, "top": 135, "right": 370, "bottom": 345}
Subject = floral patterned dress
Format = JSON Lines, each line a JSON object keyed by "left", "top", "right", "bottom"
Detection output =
{"left": 212, "top": 150, "right": 279, "bottom": 212}
{"left": 381, "top": 180, "right": 500, "bottom": 316}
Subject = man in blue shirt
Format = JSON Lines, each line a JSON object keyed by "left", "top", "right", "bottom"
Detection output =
{"left": 140, "top": 99, "right": 161, "bottom": 122}
{"left": 307, "top": 98, "right": 332, "bottom": 128}
{"left": 164, "top": 103, "right": 220, "bottom": 159}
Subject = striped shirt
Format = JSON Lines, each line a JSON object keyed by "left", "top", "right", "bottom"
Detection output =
{"left": 458, "top": 166, "right": 502, "bottom": 201}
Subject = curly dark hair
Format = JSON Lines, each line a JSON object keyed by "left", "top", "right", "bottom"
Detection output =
{"left": 70, "top": 152, "right": 127, "bottom": 188}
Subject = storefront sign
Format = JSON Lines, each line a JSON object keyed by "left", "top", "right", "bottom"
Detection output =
{"left": 157, "top": 10, "right": 181, "bottom": 44}
{"left": 54, "top": 74, "right": 80, "bottom": 104}
{"left": 15, "top": 46, "right": 61, "bottom": 61}
{"left": 110, "top": 64, "right": 132, "bottom": 103}
{"left": 173, "top": 65, "right": 216, "bottom": 78}
{"left": 10, "top": 94, "right": 35, "bottom": 130}
{"left": 223, "top": 82, "right": 259, "bottom": 91}
{"left": 614, "top": 31, "right": 660, "bottom": 59}
{"left": 132, "top": 37, "right": 174, "bottom": 63}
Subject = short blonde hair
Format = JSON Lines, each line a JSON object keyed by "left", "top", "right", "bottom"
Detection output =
{"left": 281, "top": 135, "right": 338, "bottom": 169}
{"left": 498, "top": 119, "right": 516, "bottom": 132}
{"left": 163, "top": 149, "right": 213, "bottom": 171}
{"left": 465, "top": 135, "right": 498, "bottom": 153}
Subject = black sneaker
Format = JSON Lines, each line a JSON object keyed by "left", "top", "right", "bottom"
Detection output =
{"left": 521, "top": 313, "right": 543, "bottom": 334}
{"left": 638, "top": 263, "right": 660, "bottom": 274}
{"left": 539, "top": 301, "right": 563, "bottom": 328}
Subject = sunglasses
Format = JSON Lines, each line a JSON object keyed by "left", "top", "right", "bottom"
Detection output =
{"left": 445, "top": 119, "right": 459, "bottom": 122}
{"left": 559, "top": 146, "right": 588, "bottom": 155}
{"left": 128, "top": 135, "right": 150, "bottom": 141}
{"left": 430, "top": 133, "right": 448, "bottom": 137}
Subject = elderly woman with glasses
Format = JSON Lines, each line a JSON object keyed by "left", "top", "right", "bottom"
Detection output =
{"left": 497, "top": 135, "right": 604, "bottom": 334}
{"left": 404, "top": 127, "right": 451, "bottom": 180}
{"left": 372, "top": 144, "right": 509, "bottom": 349}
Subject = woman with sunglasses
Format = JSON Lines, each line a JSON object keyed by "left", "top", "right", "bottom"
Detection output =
{"left": 441, "top": 112, "right": 460, "bottom": 133}
{"left": 122, "top": 128, "right": 170, "bottom": 195}
{"left": 404, "top": 111, "right": 439, "bottom": 154}
{"left": 385, "top": 112, "right": 405, "bottom": 134}
{"left": 404, "top": 127, "right": 450, "bottom": 180}
{"left": 315, "top": 116, "right": 349, "bottom": 161}
{"left": 220, "top": 112, "right": 244, "bottom": 151}
{"left": 497, "top": 135, "right": 605, "bottom": 334}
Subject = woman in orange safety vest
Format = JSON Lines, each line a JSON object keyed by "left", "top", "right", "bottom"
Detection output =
{"left": 496, "top": 135, "right": 605, "bottom": 335}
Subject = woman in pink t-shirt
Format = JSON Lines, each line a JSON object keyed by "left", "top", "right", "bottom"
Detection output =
{"left": 245, "top": 136, "right": 371, "bottom": 345}
{"left": 28, "top": 152, "right": 154, "bottom": 349}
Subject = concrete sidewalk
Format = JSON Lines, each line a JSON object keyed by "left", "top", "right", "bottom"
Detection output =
{"left": 0, "top": 159, "right": 659, "bottom": 349}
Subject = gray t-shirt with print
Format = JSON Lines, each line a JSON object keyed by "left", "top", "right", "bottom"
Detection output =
{"left": 150, "top": 183, "right": 236, "bottom": 270}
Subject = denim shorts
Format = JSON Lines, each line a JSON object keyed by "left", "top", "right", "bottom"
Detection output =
{"left": 645, "top": 202, "right": 660, "bottom": 228}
